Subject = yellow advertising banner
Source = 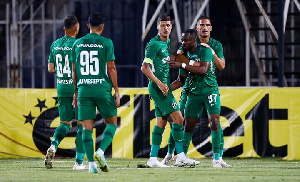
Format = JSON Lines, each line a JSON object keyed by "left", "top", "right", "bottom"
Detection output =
{"left": 0, "top": 88, "right": 299, "bottom": 160}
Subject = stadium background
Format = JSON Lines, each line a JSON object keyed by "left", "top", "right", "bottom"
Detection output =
{"left": 0, "top": 0, "right": 299, "bottom": 160}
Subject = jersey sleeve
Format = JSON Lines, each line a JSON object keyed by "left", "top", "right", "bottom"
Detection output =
{"left": 106, "top": 39, "right": 115, "bottom": 62}
{"left": 70, "top": 42, "right": 76, "bottom": 63}
{"left": 201, "top": 47, "right": 213, "bottom": 62}
{"left": 214, "top": 41, "right": 225, "bottom": 59}
{"left": 144, "top": 41, "right": 160, "bottom": 64}
{"left": 178, "top": 45, "right": 183, "bottom": 51}
{"left": 48, "top": 44, "right": 54, "bottom": 63}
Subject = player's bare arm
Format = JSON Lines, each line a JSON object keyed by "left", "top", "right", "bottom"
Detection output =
{"left": 201, "top": 42, "right": 225, "bottom": 70}
{"left": 169, "top": 60, "right": 209, "bottom": 75}
{"left": 72, "top": 62, "right": 78, "bottom": 108}
{"left": 48, "top": 63, "right": 55, "bottom": 73}
{"left": 171, "top": 74, "right": 186, "bottom": 91}
{"left": 141, "top": 62, "right": 169, "bottom": 96}
{"left": 107, "top": 60, "right": 120, "bottom": 108}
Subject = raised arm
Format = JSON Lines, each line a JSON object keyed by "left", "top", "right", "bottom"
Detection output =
{"left": 201, "top": 43, "right": 225, "bottom": 70}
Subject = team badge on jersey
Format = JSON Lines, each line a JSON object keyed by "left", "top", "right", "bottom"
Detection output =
{"left": 172, "top": 101, "right": 177, "bottom": 109}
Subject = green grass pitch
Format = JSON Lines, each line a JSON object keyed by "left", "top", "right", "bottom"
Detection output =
{"left": 0, "top": 158, "right": 299, "bottom": 181}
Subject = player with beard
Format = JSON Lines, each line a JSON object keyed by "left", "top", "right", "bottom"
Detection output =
{"left": 168, "top": 29, "right": 229, "bottom": 168}
{"left": 162, "top": 16, "right": 230, "bottom": 168}
{"left": 45, "top": 15, "right": 87, "bottom": 170}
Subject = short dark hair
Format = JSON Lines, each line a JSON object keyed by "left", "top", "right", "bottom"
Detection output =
{"left": 157, "top": 15, "right": 171, "bottom": 25}
{"left": 183, "top": 29, "right": 197, "bottom": 37}
{"left": 88, "top": 12, "right": 106, "bottom": 27}
{"left": 63, "top": 15, "right": 78, "bottom": 29}
{"left": 197, "top": 16, "right": 211, "bottom": 24}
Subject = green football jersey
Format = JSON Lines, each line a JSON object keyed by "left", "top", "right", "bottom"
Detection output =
{"left": 187, "top": 45, "right": 218, "bottom": 95}
{"left": 48, "top": 36, "right": 75, "bottom": 97}
{"left": 178, "top": 37, "right": 224, "bottom": 91}
{"left": 144, "top": 35, "right": 171, "bottom": 86}
{"left": 196, "top": 37, "right": 224, "bottom": 59}
{"left": 71, "top": 33, "right": 115, "bottom": 97}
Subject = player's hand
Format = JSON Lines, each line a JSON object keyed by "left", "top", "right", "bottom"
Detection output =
{"left": 200, "top": 43, "right": 211, "bottom": 48}
{"left": 158, "top": 82, "right": 169, "bottom": 96}
{"left": 201, "top": 43, "right": 215, "bottom": 55}
{"left": 114, "top": 92, "right": 120, "bottom": 108}
{"left": 168, "top": 60, "right": 182, "bottom": 68}
{"left": 72, "top": 92, "right": 78, "bottom": 108}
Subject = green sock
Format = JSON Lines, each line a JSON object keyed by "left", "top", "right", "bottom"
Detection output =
{"left": 51, "top": 123, "right": 70, "bottom": 150}
{"left": 167, "top": 131, "right": 175, "bottom": 155}
{"left": 150, "top": 126, "right": 164, "bottom": 157}
{"left": 75, "top": 124, "right": 84, "bottom": 164}
{"left": 183, "top": 132, "right": 193, "bottom": 155}
{"left": 82, "top": 129, "right": 94, "bottom": 162}
{"left": 99, "top": 124, "right": 117, "bottom": 152}
{"left": 172, "top": 123, "right": 184, "bottom": 154}
{"left": 211, "top": 130, "right": 221, "bottom": 160}
{"left": 218, "top": 122, "right": 224, "bottom": 158}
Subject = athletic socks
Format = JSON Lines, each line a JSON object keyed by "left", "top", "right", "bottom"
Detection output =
{"left": 99, "top": 123, "right": 117, "bottom": 152}
{"left": 183, "top": 132, "right": 193, "bottom": 155}
{"left": 167, "top": 131, "right": 175, "bottom": 155}
{"left": 75, "top": 124, "right": 84, "bottom": 164}
{"left": 51, "top": 123, "right": 70, "bottom": 150}
{"left": 172, "top": 123, "right": 184, "bottom": 154}
{"left": 211, "top": 130, "right": 221, "bottom": 160}
{"left": 82, "top": 129, "right": 94, "bottom": 162}
{"left": 219, "top": 122, "right": 224, "bottom": 158}
{"left": 150, "top": 126, "right": 164, "bottom": 157}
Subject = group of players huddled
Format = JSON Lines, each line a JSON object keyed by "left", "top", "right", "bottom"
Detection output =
{"left": 45, "top": 12, "right": 230, "bottom": 174}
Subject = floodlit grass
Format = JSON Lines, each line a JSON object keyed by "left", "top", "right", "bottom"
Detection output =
{"left": 0, "top": 158, "right": 299, "bottom": 181}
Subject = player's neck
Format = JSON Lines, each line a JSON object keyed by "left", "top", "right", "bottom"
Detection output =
{"left": 189, "top": 44, "right": 197, "bottom": 54}
{"left": 65, "top": 32, "right": 76, "bottom": 38}
{"left": 90, "top": 30, "right": 102, "bottom": 35}
{"left": 159, "top": 34, "right": 168, "bottom": 42}
{"left": 199, "top": 35, "right": 210, "bottom": 43}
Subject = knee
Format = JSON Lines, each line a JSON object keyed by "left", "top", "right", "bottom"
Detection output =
{"left": 210, "top": 116, "right": 219, "bottom": 131}
{"left": 184, "top": 121, "right": 195, "bottom": 133}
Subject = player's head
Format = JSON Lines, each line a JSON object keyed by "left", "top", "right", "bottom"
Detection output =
{"left": 88, "top": 12, "right": 105, "bottom": 33}
{"left": 63, "top": 15, "right": 79, "bottom": 36}
{"left": 181, "top": 29, "right": 197, "bottom": 52}
{"left": 157, "top": 15, "right": 172, "bottom": 38}
{"left": 196, "top": 16, "right": 212, "bottom": 38}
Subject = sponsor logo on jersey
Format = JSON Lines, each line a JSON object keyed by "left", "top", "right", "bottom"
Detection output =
{"left": 77, "top": 44, "right": 104, "bottom": 48}
{"left": 78, "top": 78, "right": 105, "bottom": 85}
{"left": 57, "top": 79, "right": 73, "bottom": 84}
{"left": 54, "top": 47, "right": 72, "bottom": 51}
